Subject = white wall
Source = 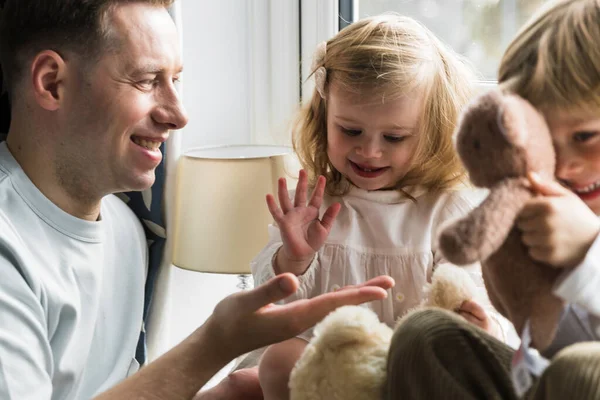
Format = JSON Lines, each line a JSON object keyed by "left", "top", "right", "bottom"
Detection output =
{"left": 168, "top": 1, "right": 301, "bottom": 388}
{"left": 169, "top": 0, "right": 255, "bottom": 386}
{"left": 180, "top": 1, "right": 252, "bottom": 150}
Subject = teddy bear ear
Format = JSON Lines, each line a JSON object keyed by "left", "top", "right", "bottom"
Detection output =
{"left": 496, "top": 95, "right": 531, "bottom": 149}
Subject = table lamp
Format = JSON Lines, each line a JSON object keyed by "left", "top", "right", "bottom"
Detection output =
{"left": 171, "top": 145, "right": 295, "bottom": 289}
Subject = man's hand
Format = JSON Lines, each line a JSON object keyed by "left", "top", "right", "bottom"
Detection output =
{"left": 193, "top": 367, "right": 263, "bottom": 400}
{"left": 517, "top": 172, "right": 600, "bottom": 268}
{"left": 205, "top": 273, "right": 394, "bottom": 361}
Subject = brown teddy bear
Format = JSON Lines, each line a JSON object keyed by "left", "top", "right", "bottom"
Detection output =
{"left": 438, "top": 88, "right": 565, "bottom": 351}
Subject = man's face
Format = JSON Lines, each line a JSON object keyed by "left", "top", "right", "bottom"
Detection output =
{"left": 57, "top": 3, "right": 188, "bottom": 196}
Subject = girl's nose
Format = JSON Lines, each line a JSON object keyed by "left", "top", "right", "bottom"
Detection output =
{"left": 356, "top": 138, "right": 382, "bottom": 158}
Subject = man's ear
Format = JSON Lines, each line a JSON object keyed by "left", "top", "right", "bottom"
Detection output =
{"left": 30, "top": 50, "right": 68, "bottom": 111}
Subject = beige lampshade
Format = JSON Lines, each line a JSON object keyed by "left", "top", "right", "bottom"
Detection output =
{"left": 171, "top": 145, "right": 294, "bottom": 273}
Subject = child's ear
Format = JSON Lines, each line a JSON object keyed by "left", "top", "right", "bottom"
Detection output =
{"left": 30, "top": 50, "right": 68, "bottom": 111}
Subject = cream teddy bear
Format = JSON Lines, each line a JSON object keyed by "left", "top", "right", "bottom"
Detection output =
{"left": 289, "top": 264, "right": 479, "bottom": 400}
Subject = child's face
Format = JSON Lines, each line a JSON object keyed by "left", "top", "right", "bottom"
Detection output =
{"left": 545, "top": 109, "right": 600, "bottom": 215}
{"left": 326, "top": 84, "right": 422, "bottom": 191}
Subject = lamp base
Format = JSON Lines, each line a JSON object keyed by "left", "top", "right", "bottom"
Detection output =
{"left": 237, "top": 274, "right": 253, "bottom": 290}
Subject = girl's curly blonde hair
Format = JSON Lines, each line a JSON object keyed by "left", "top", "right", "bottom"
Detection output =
{"left": 293, "top": 14, "right": 477, "bottom": 196}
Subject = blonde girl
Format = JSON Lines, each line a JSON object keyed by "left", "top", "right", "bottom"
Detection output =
{"left": 252, "top": 13, "right": 508, "bottom": 400}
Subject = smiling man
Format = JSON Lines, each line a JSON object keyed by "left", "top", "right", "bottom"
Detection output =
{"left": 0, "top": 1, "right": 393, "bottom": 399}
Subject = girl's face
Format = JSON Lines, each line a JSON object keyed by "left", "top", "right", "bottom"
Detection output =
{"left": 545, "top": 109, "right": 600, "bottom": 215}
{"left": 326, "top": 84, "right": 422, "bottom": 191}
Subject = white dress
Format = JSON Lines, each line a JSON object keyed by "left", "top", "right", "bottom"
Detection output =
{"left": 251, "top": 185, "right": 513, "bottom": 342}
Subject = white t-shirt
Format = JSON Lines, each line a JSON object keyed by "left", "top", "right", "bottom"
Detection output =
{"left": 252, "top": 185, "right": 511, "bottom": 341}
{"left": 0, "top": 142, "right": 148, "bottom": 399}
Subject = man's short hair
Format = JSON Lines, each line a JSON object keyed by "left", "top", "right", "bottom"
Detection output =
{"left": 0, "top": 0, "right": 175, "bottom": 99}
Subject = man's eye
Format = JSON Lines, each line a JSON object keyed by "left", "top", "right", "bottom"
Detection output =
{"left": 342, "top": 128, "right": 361, "bottom": 137}
{"left": 574, "top": 131, "right": 597, "bottom": 143}
{"left": 384, "top": 135, "right": 406, "bottom": 143}
{"left": 138, "top": 79, "right": 158, "bottom": 89}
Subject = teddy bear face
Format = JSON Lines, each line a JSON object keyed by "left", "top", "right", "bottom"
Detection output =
{"left": 454, "top": 90, "right": 555, "bottom": 188}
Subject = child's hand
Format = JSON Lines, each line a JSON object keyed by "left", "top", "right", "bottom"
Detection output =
{"left": 266, "top": 170, "right": 341, "bottom": 275}
{"left": 517, "top": 172, "right": 600, "bottom": 268}
{"left": 457, "top": 299, "right": 500, "bottom": 338}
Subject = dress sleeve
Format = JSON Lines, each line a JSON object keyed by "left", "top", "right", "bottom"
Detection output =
{"left": 431, "top": 189, "right": 518, "bottom": 346}
{"left": 0, "top": 226, "right": 53, "bottom": 399}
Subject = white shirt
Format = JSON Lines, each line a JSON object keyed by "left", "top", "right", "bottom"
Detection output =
{"left": 0, "top": 142, "right": 148, "bottom": 399}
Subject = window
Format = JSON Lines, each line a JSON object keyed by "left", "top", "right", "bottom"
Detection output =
{"left": 340, "top": 0, "right": 550, "bottom": 80}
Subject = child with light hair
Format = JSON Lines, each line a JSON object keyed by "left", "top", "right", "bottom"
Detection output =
{"left": 251, "top": 14, "right": 509, "bottom": 400}
{"left": 385, "top": 1, "right": 600, "bottom": 399}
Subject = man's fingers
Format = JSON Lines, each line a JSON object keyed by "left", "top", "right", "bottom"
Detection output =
{"left": 458, "top": 311, "right": 481, "bottom": 326}
{"left": 265, "top": 286, "right": 388, "bottom": 332}
{"left": 309, "top": 286, "right": 388, "bottom": 312}
{"left": 528, "top": 172, "right": 569, "bottom": 197}
{"left": 345, "top": 275, "right": 395, "bottom": 291}
{"left": 239, "top": 273, "right": 299, "bottom": 312}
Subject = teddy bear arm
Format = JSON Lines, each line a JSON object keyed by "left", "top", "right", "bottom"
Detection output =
{"left": 439, "top": 180, "right": 531, "bottom": 265}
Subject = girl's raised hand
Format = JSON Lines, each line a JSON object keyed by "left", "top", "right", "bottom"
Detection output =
{"left": 266, "top": 170, "right": 341, "bottom": 275}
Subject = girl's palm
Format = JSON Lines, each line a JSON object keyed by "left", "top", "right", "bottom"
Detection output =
{"left": 266, "top": 170, "right": 340, "bottom": 263}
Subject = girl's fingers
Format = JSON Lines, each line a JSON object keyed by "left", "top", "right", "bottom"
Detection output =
{"left": 320, "top": 202, "right": 341, "bottom": 231}
{"left": 459, "top": 300, "right": 486, "bottom": 321}
{"left": 294, "top": 169, "right": 308, "bottom": 208}
{"left": 277, "top": 177, "right": 292, "bottom": 214}
{"left": 458, "top": 311, "right": 481, "bottom": 327}
{"left": 266, "top": 194, "right": 284, "bottom": 222}
{"left": 308, "top": 175, "right": 326, "bottom": 209}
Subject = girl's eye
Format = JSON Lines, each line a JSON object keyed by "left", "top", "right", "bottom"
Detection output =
{"left": 342, "top": 128, "right": 361, "bottom": 137}
{"left": 384, "top": 135, "right": 406, "bottom": 143}
{"left": 574, "top": 131, "right": 597, "bottom": 143}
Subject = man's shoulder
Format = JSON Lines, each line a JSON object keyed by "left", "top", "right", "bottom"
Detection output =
{"left": 0, "top": 160, "right": 13, "bottom": 198}
{"left": 102, "top": 194, "right": 146, "bottom": 236}
{"left": 102, "top": 194, "right": 148, "bottom": 255}
{"left": 0, "top": 170, "right": 29, "bottom": 244}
